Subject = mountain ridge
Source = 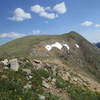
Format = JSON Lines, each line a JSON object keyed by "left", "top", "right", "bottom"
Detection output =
{"left": 0, "top": 31, "right": 100, "bottom": 81}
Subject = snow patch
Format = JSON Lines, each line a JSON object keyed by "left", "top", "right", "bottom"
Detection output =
{"left": 45, "top": 42, "right": 70, "bottom": 51}
{"left": 51, "top": 42, "right": 63, "bottom": 50}
{"left": 45, "top": 45, "right": 52, "bottom": 51}
{"left": 63, "top": 44, "right": 70, "bottom": 50}
{"left": 75, "top": 44, "right": 79, "bottom": 48}
{"left": 45, "top": 42, "right": 62, "bottom": 51}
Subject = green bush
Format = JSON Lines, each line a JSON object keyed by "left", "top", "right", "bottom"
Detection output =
{"left": 32, "top": 69, "right": 50, "bottom": 78}
{"left": 44, "top": 92, "right": 59, "bottom": 100}
{"left": 31, "top": 69, "right": 50, "bottom": 94}
{"left": 56, "top": 76, "right": 68, "bottom": 88}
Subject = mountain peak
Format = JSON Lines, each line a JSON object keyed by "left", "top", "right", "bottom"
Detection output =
{"left": 63, "top": 31, "right": 80, "bottom": 36}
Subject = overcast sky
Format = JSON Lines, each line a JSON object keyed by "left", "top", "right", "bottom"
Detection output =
{"left": 0, "top": 0, "right": 100, "bottom": 45}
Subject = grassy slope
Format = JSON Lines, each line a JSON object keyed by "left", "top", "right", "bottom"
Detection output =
{"left": 0, "top": 35, "right": 59, "bottom": 57}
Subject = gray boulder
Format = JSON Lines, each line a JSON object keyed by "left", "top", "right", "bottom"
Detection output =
{"left": 9, "top": 58, "right": 19, "bottom": 71}
{"left": 22, "top": 69, "right": 31, "bottom": 75}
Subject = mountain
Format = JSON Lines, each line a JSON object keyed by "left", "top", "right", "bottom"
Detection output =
{"left": 96, "top": 42, "right": 100, "bottom": 48}
{"left": 0, "top": 31, "right": 100, "bottom": 100}
{"left": 0, "top": 31, "right": 100, "bottom": 79}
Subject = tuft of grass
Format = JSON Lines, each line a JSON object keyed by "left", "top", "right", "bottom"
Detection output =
{"left": 44, "top": 92, "right": 60, "bottom": 100}
{"left": 56, "top": 76, "right": 69, "bottom": 89}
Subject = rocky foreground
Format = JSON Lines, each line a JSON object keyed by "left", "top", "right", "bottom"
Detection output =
{"left": 0, "top": 57, "right": 100, "bottom": 100}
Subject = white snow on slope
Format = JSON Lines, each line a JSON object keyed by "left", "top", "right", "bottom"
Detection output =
{"left": 52, "top": 42, "right": 63, "bottom": 50}
{"left": 45, "top": 45, "right": 52, "bottom": 51}
{"left": 75, "top": 44, "right": 79, "bottom": 48}
{"left": 63, "top": 44, "right": 70, "bottom": 50}
{"left": 45, "top": 42, "right": 80, "bottom": 51}
{"left": 45, "top": 42, "right": 70, "bottom": 51}
{"left": 45, "top": 42, "right": 62, "bottom": 51}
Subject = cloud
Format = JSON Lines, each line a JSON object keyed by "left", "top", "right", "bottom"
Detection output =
{"left": 31, "top": 5, "right": 58, "bottom": 19}
{"left": 81, "top": 21, "right": 100, "bottom": 28}
{"left": 9, "top": 8, "right": 32, "bottom": 21}
{"left": 31, "top": 2, "right": 67, "bottom": 19}
{"left": 31, "top": 5, "right": 45, "bottom": 13}
{"left": 0, "top": 32, "right": 26, "bottom": 38}
{"left": 53, "top": 2, "right": 67, "bottom": 14}
{"left": 45, "top": 7, "right": 52, "bottom": 11}
{"left": 81, "top": 21, "right": 93, "bottom": 26}
{"left": 95, "top": 24, "right": 100, "bottom": 27}
{"left": 40, "top": 12, "right": 58, "bottom": 19}
{"left": 32, "top": 30, "right": 41, "bottom": 35}
{"left": 32, "top": 29, "right": 49, "bottom": 35}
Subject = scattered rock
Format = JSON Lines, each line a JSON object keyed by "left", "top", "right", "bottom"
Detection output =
{"left": 1, "top": 59, "right": 8, "bottom": 66}
{"left": 58, "top": 71, "right": 71, "bottom": 81}
{"left": 51, "top": 78, "right": 56, "bottom": 85}
{"left": 4, "top": 66, "right": 9, "bottom": 70}
{"left": 24, "top": 83, "right": 32, "bottom": 89}
{"left": 52, "top": 78, "right": 56, "bottom": 82}
{"left": 62, "top": 72, "right": 71, "bottom": 81}
{"left": 33, "top": 59, "right": 41, "bottom": 64}
{"left": 83, "top": 82, "right": 88, "bottom": 87}
{"left": 22, "top": 69, "right": 31, "bottom": 75}
{"left": 38, "top": 94, "right": 45, "bottom": 100}
{"left": 1, "top": 75, "right": 8, "bottom": 79}
{"left": 47, "top": 77, "right": 52, "bottom": 82}
{"left": 42, "top": 80, "right": 50, "bottom": 89}
{"left": 52, "top": 66, "right": 57, "bottom": 76}
{"left": 9, "top": 58, "right": 19, "bottom": 71}
{"left": 29, "top": 75, "right": 32, "bottom": 79}
{"left": 36, "top": 64, "right": 42, "bottom": 69}
{"left": 72, "top": 77, "right": 78, "bottom": 82}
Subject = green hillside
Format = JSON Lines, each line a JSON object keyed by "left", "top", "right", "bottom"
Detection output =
{"left": 0, "top": 35, "right": 55, "bottom": 57}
